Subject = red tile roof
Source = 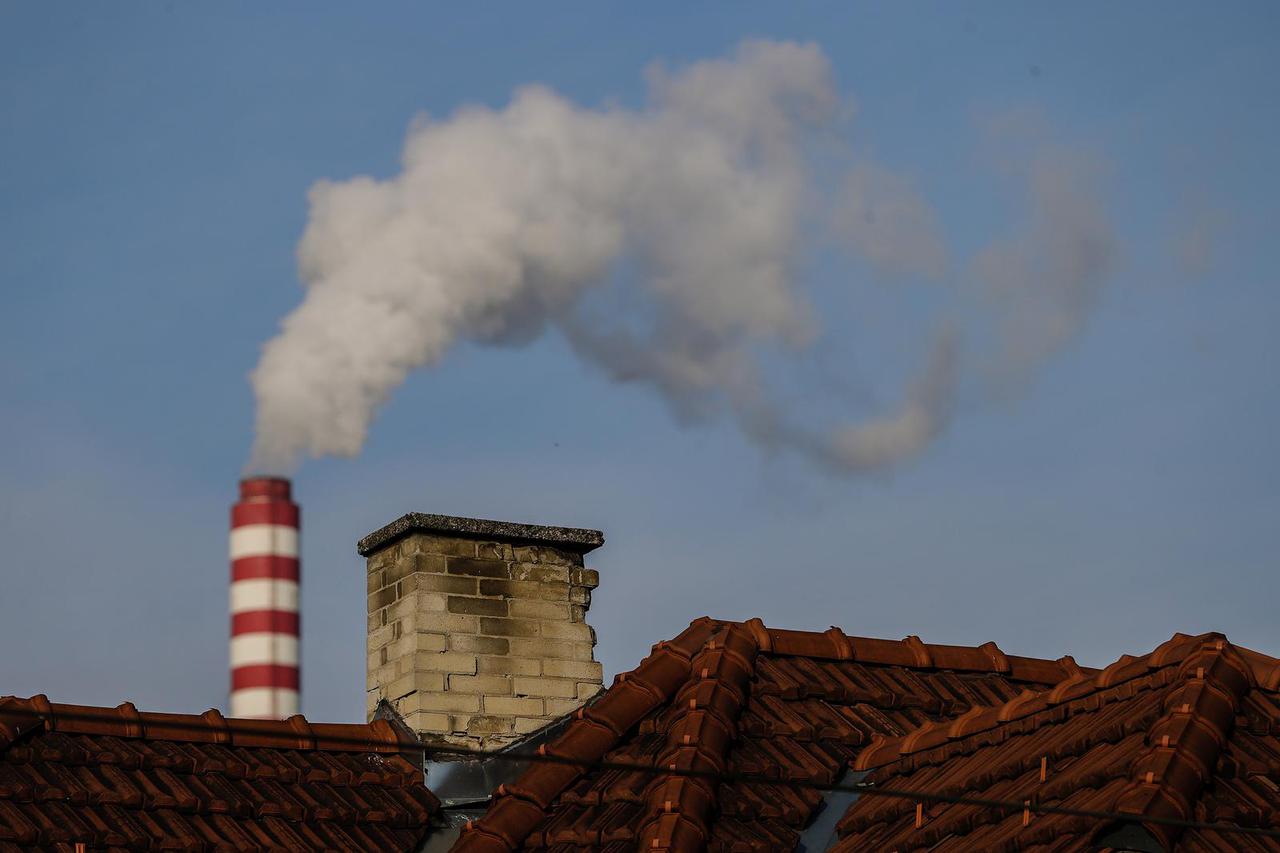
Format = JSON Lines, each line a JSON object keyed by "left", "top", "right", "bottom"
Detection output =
{"left": 11, "top": 624, "right": 1275, "bottom": 852}
{"left": 0, "top": 694, "right": 439, "bottom": 850}
{"left": 836, "top": 632, "right": 1280, "bottom": 851}
{"left": 451, "top": 617, "right": 1091, "bottom": 852}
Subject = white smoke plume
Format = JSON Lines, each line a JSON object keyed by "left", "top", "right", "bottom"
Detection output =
{"left": 832, "top": 162, "right": 948, "bottom": 280}
{"left": 972, "top": 117, "right": 1117, "bottom": 391}
{"left": 248, "top": 41, "right": 1111, "bottom": 475}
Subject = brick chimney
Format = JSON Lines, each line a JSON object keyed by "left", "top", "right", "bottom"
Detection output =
{"left": 359, "top": 513, "right": 605, "bottom": 750}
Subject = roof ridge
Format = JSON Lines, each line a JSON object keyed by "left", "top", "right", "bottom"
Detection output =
{"left": 1112, "top": 637, "right": 1254, "bottom": 850}
{"left": 1233, "top": 644, "right": 1280, "bottom": 691}
{"left": 0, "top": 694, "right": 413, "bottom": 755}
{"left": 852, "top": 632, "right": 1230, "bottom": 772}
{"left": 0, "top": 695, "right": 50, "bottom": 751}
{"left": 0, "top": 697, "right": 441, "bottom": 849}
{"left": 453, "top": 617, "right": 721, "bottom": 852}
{"left": 741, "top": 619, "right": 1092, "bottom": 682}
{"left": 637, "top": 622, "right": 760, "bottom": 852}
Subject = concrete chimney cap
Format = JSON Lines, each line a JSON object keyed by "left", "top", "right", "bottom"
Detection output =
{"left": 357, "top": 512, "right": 604, "bottom": 557}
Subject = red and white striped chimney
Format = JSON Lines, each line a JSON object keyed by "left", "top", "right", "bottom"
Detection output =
{"left": 229, "top": 477, "right": 300, "bottom": 719}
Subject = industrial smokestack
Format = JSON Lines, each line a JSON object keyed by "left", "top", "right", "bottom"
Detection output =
{"left": 229, "top": 477, "right": 300, "bottom": 718}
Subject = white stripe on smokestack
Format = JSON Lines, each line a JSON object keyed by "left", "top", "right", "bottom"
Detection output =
{"left": 230, "top": 580, "right": 300, "bottom": 614}
{"left": 230, "top": 525, "right": 299, "bottom": 559}
{"left": 229, "top": 477, "right": 300, "bottom": 719}
{"left": 229, "top": 688, "right": 299, "bottom": 720}
{"left": 230, "top": 634, "right": 300, "bottom": 666}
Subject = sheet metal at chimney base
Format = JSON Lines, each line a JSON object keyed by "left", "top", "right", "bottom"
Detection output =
{"left": 407, "top": 703, "right": 579, "bottom": 851}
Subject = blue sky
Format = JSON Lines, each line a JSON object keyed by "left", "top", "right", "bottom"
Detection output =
{"left": 1, "top": 3, "right": 1277, "bottom": 723}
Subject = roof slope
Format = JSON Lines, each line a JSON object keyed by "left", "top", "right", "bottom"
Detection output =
{"left": 451, "top": 617, "right": 1087, "bottom": 852}
{"left": 0, "top": 694, "right": 439, "bottom": 850}
{"left": 837, "top": 632, "right": 1280, "bottom": 851}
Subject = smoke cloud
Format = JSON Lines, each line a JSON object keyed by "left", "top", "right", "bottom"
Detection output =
{"left": 970, "top": 114, "right": 1117, "bottom": 390}
{"left": 832, "top": 162, "right": 948, "bottom": 280}
{"left": 248, "top": 41, "right": 1114, "bottom": 475}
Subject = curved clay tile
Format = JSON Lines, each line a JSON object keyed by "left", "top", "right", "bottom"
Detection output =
{"left": 751, "top": 619, "right": 1091, "bottom": 683}
{"left": 1113, "top": 638, "right": 1254, "bottom": 850}
{"left": 1046, "top": 669, "right": 1097, "bottom": 705}
{"left": 1234, "top": 644, "right": 1280, "bottom": 691}
{"left": 637, "top": 622, "right": 759, "bottom": 853}
{"left": 0, "top": 694, "right": 438, "bottom": 851}
{"left": 453, "top": 617, "right": 719, "bottom": 852}
{"left": 852, "top": 633, "right": 1236, "bottom": 774}
{"left": 996, "top": 687, "right": 1048, "bottom": 723}
{"left": 450, "top": 617, "right": 1188, "bottom": 852}
{"left": 1096, "top": 653, "right": 1150, "bottom": 689}
{"left": 978, "top": 640, "right": 1011, "bottom": 674}
{"left": 823, "top": 626, "right": 855, "bottom": 660}
{"left": 835, "top": 633, "right": 1280, "bottom": 851}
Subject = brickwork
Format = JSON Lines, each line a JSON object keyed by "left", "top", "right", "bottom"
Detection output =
{"left": 364, "top": 522, "right": 604, "bottom": 750}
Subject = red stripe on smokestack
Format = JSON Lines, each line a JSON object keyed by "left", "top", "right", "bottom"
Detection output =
{"left": 232, "top": 501, "right": 300, "bottom": 527}
{"left": 232, "top": 555, "right": 301, "bottom": 582}
{"left": 232, "top": 610, "right": 301, "bottom": 635}
{"left": 230, "top": 476, "right": 300, "bottom": 719}
{"left": 231, "top": 664, "right": 302, "bottom": 691}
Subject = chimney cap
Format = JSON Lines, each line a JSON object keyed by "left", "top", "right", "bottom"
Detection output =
{"left": 239, "top": 476, "right": 292, "bottom": 501}
{"left": 357, "top": 512, "right": 604, "bottom": 557}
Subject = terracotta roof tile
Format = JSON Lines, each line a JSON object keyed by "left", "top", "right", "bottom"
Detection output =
{"left": 24, "top": 620, "right": 1263, "bottom": 852}
{"left": 836, "top": 632, "right": 1280, "bottom": 851}
{"left": 451, "top": 617, "right": 1093, "bottom": 852}
{"left": 0, "top": 694, "right": 438, "bottom": 850}
{"left": 452, "top": 617, "right": 720, "bottom": 852}
{"left": 634, "top": 623, "right": 759, "bottom": 851}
